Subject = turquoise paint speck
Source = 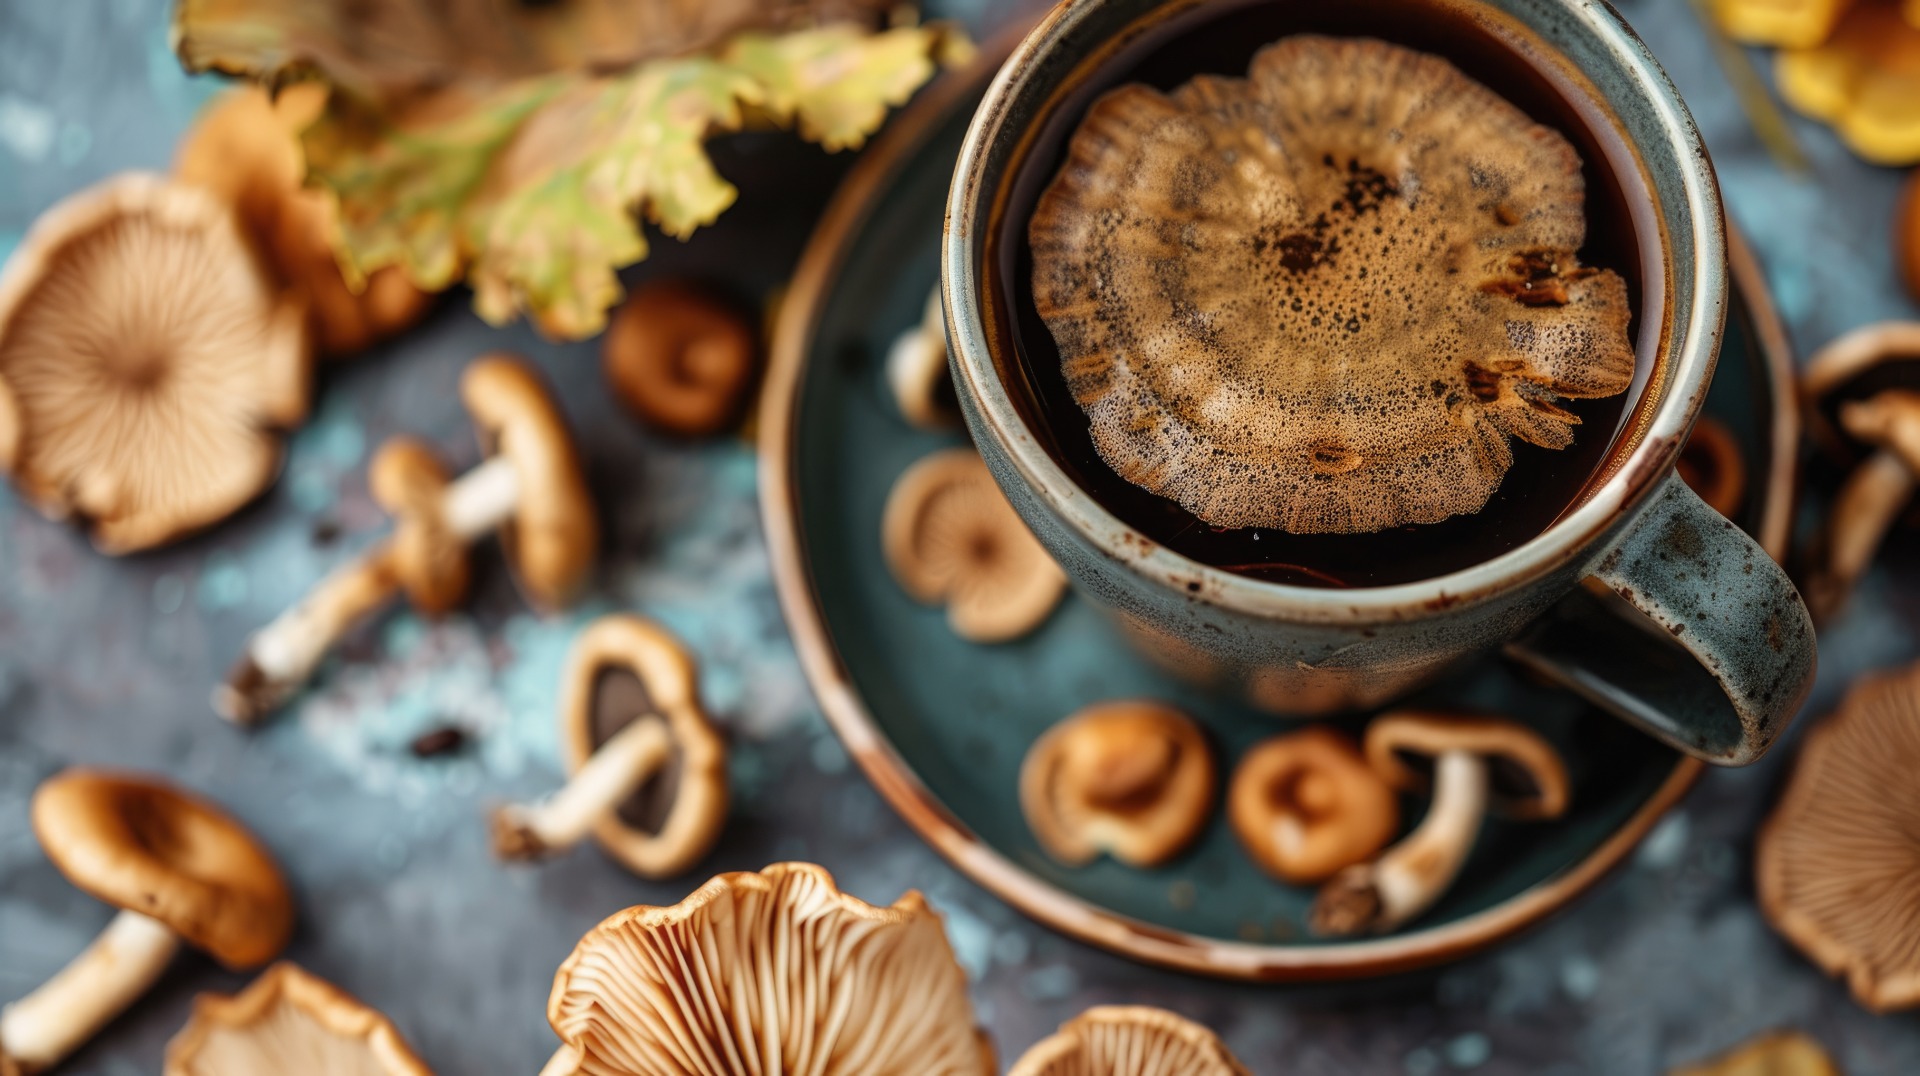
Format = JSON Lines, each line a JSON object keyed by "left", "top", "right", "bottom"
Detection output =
{"left": 1560, "top": 955, "right": 1601, "bottom": 1002}
{"left": 290, "top": 467, "right": 334, "bottom": 515}
{"left": 151, "top": 574, "right": 185, "bottom": 615}
{"left": 809, "top": 734, "right": 848, "bottom": 775}
{"left": 384, "top": 614, "right": 427, "bottom": 657}
{"left": 196, "top": 552, "right": 249, "bottom": 611}
{"left": 1019, "top": 965, "right": 1079, "bottom": 1002}
{"left": 942, "top": 904, "right": 994, "bottom": 979}
{"left": 991, "top": 930, "right": 1030, "bottom": 967}
{"left": 1445, "top": 1033, "right": 1491, "bottom": 1069}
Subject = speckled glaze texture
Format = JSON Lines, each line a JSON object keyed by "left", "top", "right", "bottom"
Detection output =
{"left": 943, "top": 0, "right": 1816, "bottom": 763}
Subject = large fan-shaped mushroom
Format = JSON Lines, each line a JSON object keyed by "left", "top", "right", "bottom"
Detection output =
{"left": 164, "top": 963, "right": 432, "bottom": 1076}
{"left": 1008, "top": 1007, "right": 1248, "bottom": 1076}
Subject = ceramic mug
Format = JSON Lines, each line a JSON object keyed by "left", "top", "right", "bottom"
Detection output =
{"left": 943, "top": 0, "right": 1817, "bottom": 764}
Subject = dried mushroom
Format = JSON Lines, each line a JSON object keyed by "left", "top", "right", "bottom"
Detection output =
{"left": 1029, "top": 35, "right": 1635, "bottom": 534}
{"left": 1008, "top": 1007, "right": 1249, "bottom": 1076}
{"left": 165, "top": 963, "right": 432, "bottom": 1076}
{"left": 888, "top": 286, "right": 958, "bottom": 428}
{"left": 884, "top": 447, "right": 1065, "bottom": 642}
{"left": 1229, "top": 727, "right": 1399, "bottom": 884}
{"left": 1676, "top": 416, "right": 1748, "bottom": 519}
{"left": 1313, "top": 712, "right": 1568, "bottom": 936}
{"left": 0, "top": 173, "right": 310, "bottom": 553}
{"left": 0, "top": 770, "right": 293, "bottom": 1075}
{"left": 541, "top": 862, "right": 991, "bottom": 1076}
{"left": 220, "top": 354, "right": 596, "bottom": 723}
{"left": 1668, "top": 1030, "right": 1840, "bottom": 1076}
{"left": 1711, "top": 0, "right": 1855, "bottom": 48}
{"left": 1020, "top": 701, "right": 1215, "bottom": 868}
{"left": 492, "top": 615, "right": 728, "bottom": 878}
{"left": 602, "top": 280, "right": 758, "bottom": 437}
{"left": 1776, "top": 2, "right": 1920, "bottom": 165}
{"left": 1758, "top": 661, "right": 1920, "bottom": 1012}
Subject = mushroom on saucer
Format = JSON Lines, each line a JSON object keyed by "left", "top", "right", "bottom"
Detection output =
{"left": 1758, "top": 661, "right": 1920, "bottom": 1013}
{"left": 0, "top": 172, "right": 310, "bottom": 553}
{"left": 1312, "top": 712, "right": 1569, "bottom": 936}
{"left": 1228, "top": 727, "right": 1399, "bottom": 884}
{"left": 1676, "top": 416, "right": 1747, "bottom": 520}
{"left": 491, "top": 614, "right": 728, "bottom": 878}
{"left": 887, "top": 287, "right": 957, "bottom": 428}
{"left": 164, "top": 962, "right": 431, "bottom": 1076}
{"left": 1668, "top": 1030, "right": 1839, "bottom": 1076}
{"left": 541, "top": 862, "right": 991, "bottom": 1076}
{"left": 0, "top": 770, "right": 293, "bottom": 1075}
{"left": 219, "top": 353, "right": 596, "bottom": 723}
{"left": 602, "top": 279, "right": 757, "bottom": 437}
{"left": 1008, "top": 1007, "right": 1248, "bottom": 1076}
{"left": 1021, "top": 701, "right": 1215, "bottom": 868}
{"left": 885, "top": 447, "right": 1065, "bottom": 642}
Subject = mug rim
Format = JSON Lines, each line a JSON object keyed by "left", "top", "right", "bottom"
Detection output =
{"left": 943, "top": 0, "right": 1727, "bottom": 624}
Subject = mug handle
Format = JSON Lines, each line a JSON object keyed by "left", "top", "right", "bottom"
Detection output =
{"left": 1504, "top": 474, "right": 1816, "bottom": 765}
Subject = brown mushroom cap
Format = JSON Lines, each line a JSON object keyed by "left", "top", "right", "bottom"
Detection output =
{"left": 1668, "top": 1030, "right": 1840, "bottom": 1076}
{"left": 1228, "top": 727, "right": 1398, "bottom": 884}
{"left": 163, "top": 962, "right": 432, "bottom": 1076}
{"left": 459, "top": 354, "right": 597, "bottom": 610}
{"left": 601, "top": 279, "right": 757, "bottom": 437}
{"left": 0, "top": 173, "right": 311, "bottom": 552}
{"left": 31, "top": 770, "right": 293, "bottom": 969}
{"left": 1364, "top": 712, "right": 1569, "bottom": 821}
{"left": 1758, "top": 661, "right": 1920, "bottom": 1013}
{"left": 1008, "top": 1006, "right": 1249, "bottom": 1076}
{"left": 1028, "top": 35, "right": 1634, "bottom": 534}
{"left": 1839, "top": 388, "right": 1920, "bottom": 471}
{"left": 1802, "top": 321, "right": 1920, "bottom": 462}
{"left": 368, "top": 437, "right": 468, "bottom": 616}
{"left": 1675, "top": 415, "right": 1747, "bottom": 519}
{"left": 544, "top": 862, "right": 990, "bottom": 1076}
{"left": 883, "top": 448, "right": 1066, "bottom": 642}
{"left": 557, "top": 614, "right": 729, "bottom": 878}
{"left": 1020, "top": 701, "right": 1216, "bottom": 868}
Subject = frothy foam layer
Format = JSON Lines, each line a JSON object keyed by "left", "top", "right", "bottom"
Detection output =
{"left": 1028, "top": 35, "right": 1636, "bottom": 534}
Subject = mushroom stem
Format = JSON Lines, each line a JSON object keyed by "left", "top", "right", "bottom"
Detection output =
{"left": 0, "top": 910, "right": 179, "bottom": 1074}
{"left": 439, "top": 454, "right": 521, "bottom": 539}
{"left": 492, "top": 716, "right": 673, "bottom": 859}
{"left": 1311, "top": 751, "right": 1489, "bottom": 936}
{"left": 1807, "top": 448, "right": 1916, "bottom": 623}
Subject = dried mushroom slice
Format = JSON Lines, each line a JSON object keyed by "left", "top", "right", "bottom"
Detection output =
{"left": 1008, "top": 1007, "right": 1249, "bottom": 1076}
{"left": 1020, "top": 701, "right": 1216, "bottom": 868}
{"left": 164, "top": 963, "right": 432, "bottom": 1076}
{"left": 1030, "top": 35, "right": 1635, "bottom": 534}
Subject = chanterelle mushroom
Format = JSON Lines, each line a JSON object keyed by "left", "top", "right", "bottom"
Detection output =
{"left": 887, "top": 286, "right": 958, "bottom": 428}
{"left": 164, "top": 962, "right": 431, "bottom": 1076}
{"left": 1008, "top": 1007, "right": 1249, "bottom": 1076}
{"left": 0, "top": 769, "right": 293, "bottom": 1075}
{"left": 1028, "top": 35, "right": 1635, "bottom": 534}
{"left": 1312, "top": 711, "right": 1568, "bottom": 936}
{"left": 541, "top": 862, "right": 991, "bottom": 1076}
{"left": 1668, "top": 1030, "right": 1839, "bottom": 1076}
{"left": 0, "top": 172, "right": 310, "bottom": 553}
{"left": 1775, "top": 2, "right": 1920, "bottom": 165}
{"left": 884, "top": 447, "right": 1066, "bottom": 642}
{"left": 1020, "top": 701, "right": 1215, "bottom": 868}
{"left": 491, "top": 614, "right": 729, "bottom": 878}
{"left": 1758, "top": 660, "right": 1920, "bottom": 1013}
{"left": 601, "top": 279, "right": 757, "bottom": 437}
{"left": 1228, "top": 727, "right": 1398, "bottom": 884}
{"left": 219, "top": 353, "right": 596, "bottom": 723}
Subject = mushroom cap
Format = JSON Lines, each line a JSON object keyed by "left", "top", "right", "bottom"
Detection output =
{"left": 544, "top": 862, "right": 990, "bottom": 1076}
{"left": 886, "top": 287, "right": 957, "bottom": 429}
{"left": 458, "top": 354, "right": 597, "bottom": 610}
{"left": 1776, "top": 3, "right": 1920, "bottom": 165}
{"left": 1801, "top": 321, "right": 1920, "bottom": 465}
{"left": 1363, "top": 711, "right": 1570, "bottom": 821}
{"left": 1028, "top": 35, "right": 1635, "bottom": 534}
{"left": 1019, "top": 700, "right": 1216, "bottom": 868}
{"left": 558, "top": 614, "right": 729, "bottom": 878}
{"left": 1228, "top": 727, "right": 1398, "bottom": 884}
{"left": 369, "top": 436, "right": 469, "bottom": 616}
{"left": 31, "top": 769, "right": 293, "bottom": 969}
{"left": 1675, "top": 415, "right": 1747, "bottom": 519}
{"left": 1839, "top": 388, "right": 1920, "bottom": 472}
{"left": 0, "top": 172, "right": 311, "bottom": 552}
{"left": 883, "top": 447, "right": 1066, "bottom": 643}
{"left": 163, "top": 962, "right": 432, "bottom": 1076}
{"left": 1758, "top": 661, "right": 1920, "bottom": 1012}
{"left": 1669, "top": 1030, "right": 1840, "bottom": 1076}
{"left": 601, "top": 279, "right": 757, "bottom": 438}
{"left": 1007, "top": 1006, "right": 1249, "bottom": 1076}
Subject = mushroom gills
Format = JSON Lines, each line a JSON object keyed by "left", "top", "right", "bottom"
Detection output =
{"left": 0, "top": 910, "right": 180, "bottom": 1073}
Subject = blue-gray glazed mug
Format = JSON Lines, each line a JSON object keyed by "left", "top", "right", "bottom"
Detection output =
{"left": 943, "top": 0, "right": 1816, "bottom": 764}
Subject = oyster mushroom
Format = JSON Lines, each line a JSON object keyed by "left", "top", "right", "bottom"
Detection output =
{"left": 887, "top": 286, "right": 957, "bottom": 428}
{"left": 1776, "top": 2, "right": 1920, "bottom": 165}
{"left": 540, "top": 862, "right": 991, "bottom": 1076}
{"left": 602, "top": 279, "right": 757, "bottom": 437}
{"left": 218, "top": 354, "right": 596, "bottom": 723}
{"left": 1228, "top": 727, "right": 1399, "bottom": 884}
{"left": 164, "top": 963, "right": 431, "bottom": 1076}
{"left": 0, "top": 770, "right": 293, "bottom": 1075}
{"left": 1028, "top": 35, "right": 1635, "bottom": 535}
{"left": 1676, "top": 416, "right": 1747, "bottom": 519}
{"left": 1020, "top": 701, "right": 1215, "bottom": 868}
{"left": 1312, "top": 712, "right": 1569, "bottom": 936}
{"left": 1711, "top": 0, "right": 1855, "bottom": 48}
{"left": 884, "top": 447, "right": 1066, "bottom": 642}
{"left": 1669, "top": 1030, "right": 1839, "bottom": 1076}
{"left": 0, "top": 172, "right": 310, "bottom": 553}
{"left": 1757, "top": 660, "right": 1920, "bottom": 1013}
{"left": 491, "top": 614, "right": 728, "bottom": 878}
{"left": 1008, "top": 1007, "right": 1248, "bottom": 1076}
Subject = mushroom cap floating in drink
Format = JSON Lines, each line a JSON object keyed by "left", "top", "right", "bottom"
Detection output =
{"left": 1007, "top": 1006, "right": 1249, "bottom": 1076}
{"left": 164, "top": 963, "right": 432, "bottom": 1076}
{"left": 1020, "top": 701, "right": 1216, "bottom": 868}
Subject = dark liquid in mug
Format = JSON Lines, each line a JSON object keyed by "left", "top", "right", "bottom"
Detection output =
{"left": 989, "top": 0, "right": 1661, "bottom": 587}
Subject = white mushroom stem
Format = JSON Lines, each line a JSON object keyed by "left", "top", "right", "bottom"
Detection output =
{"left": 492, "top": 716, "right": 673, "bottom": 860}
{"left": 216, "top": 455, "right": 522, "bottom": 724}
{"left": 1808, "top": 449, "right": 1916, "bottom": 623}
{"left": 0, "top": 910, "right": 179, "bottom": 1074}
{"left": 1311, "top": 752, "right": 1489, "bottom": 936}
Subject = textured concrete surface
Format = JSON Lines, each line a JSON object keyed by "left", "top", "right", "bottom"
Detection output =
{"left": 1, "top": 0, "right": 1917, "bottom": 1073}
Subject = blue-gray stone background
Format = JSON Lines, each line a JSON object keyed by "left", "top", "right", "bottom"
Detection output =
{"left": 1, "top": 0, "right": 1917, "bottom": 1072}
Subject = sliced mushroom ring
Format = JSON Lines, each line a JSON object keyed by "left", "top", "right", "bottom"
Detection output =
{"left": 1020, "top": 701, "right": 1216, "bottom": 868}
{"left": 164, "top": 962, "right": 433, "bottom": 1076}
{"left": 602, "top": 279, "right": 757, "bottom": 437}
{"left": 1228, "top": 727, "right": 1399, "bottom": 884}
{"left": 1009, "top": 1006, "right": 1249, "bottom": 1076}
{"left": 884, "top": 447, "right": 1066, "bottom": 642}
{"left": 1675, "top": 416, "right": 1747, "bottom": 519}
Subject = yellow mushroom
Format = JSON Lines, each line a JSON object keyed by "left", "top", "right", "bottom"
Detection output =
{"left": 1712, "top": 0, "right": 1857, "bottom": 48}
{"left": 1776, "top": 1, "right": 1920, "bottom": 165}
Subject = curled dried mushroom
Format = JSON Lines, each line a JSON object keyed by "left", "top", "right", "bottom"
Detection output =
{"left": 1029, "top": 35, "right": 1635, "bottom": 534}
{"left": 1676, "top": 416, "right": 1747, "bottom": 519}
{"left": 1775, "top": 2, "right": 1920, "bottom": 165}
{"left": 1008, "top": 1007, "right": 1248, "bottom": 1076}
{"left": 1228, "top": 727, "right": 1398, "bottom": 884}
{"left": 1020, "top": 701, "right": 1215, "bottom": 868}
{"left": 602, "top": 279, "right": 758, "bottom": 437}
{"left": 164, "top": 963, "right": 432, "bottom": 1076}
